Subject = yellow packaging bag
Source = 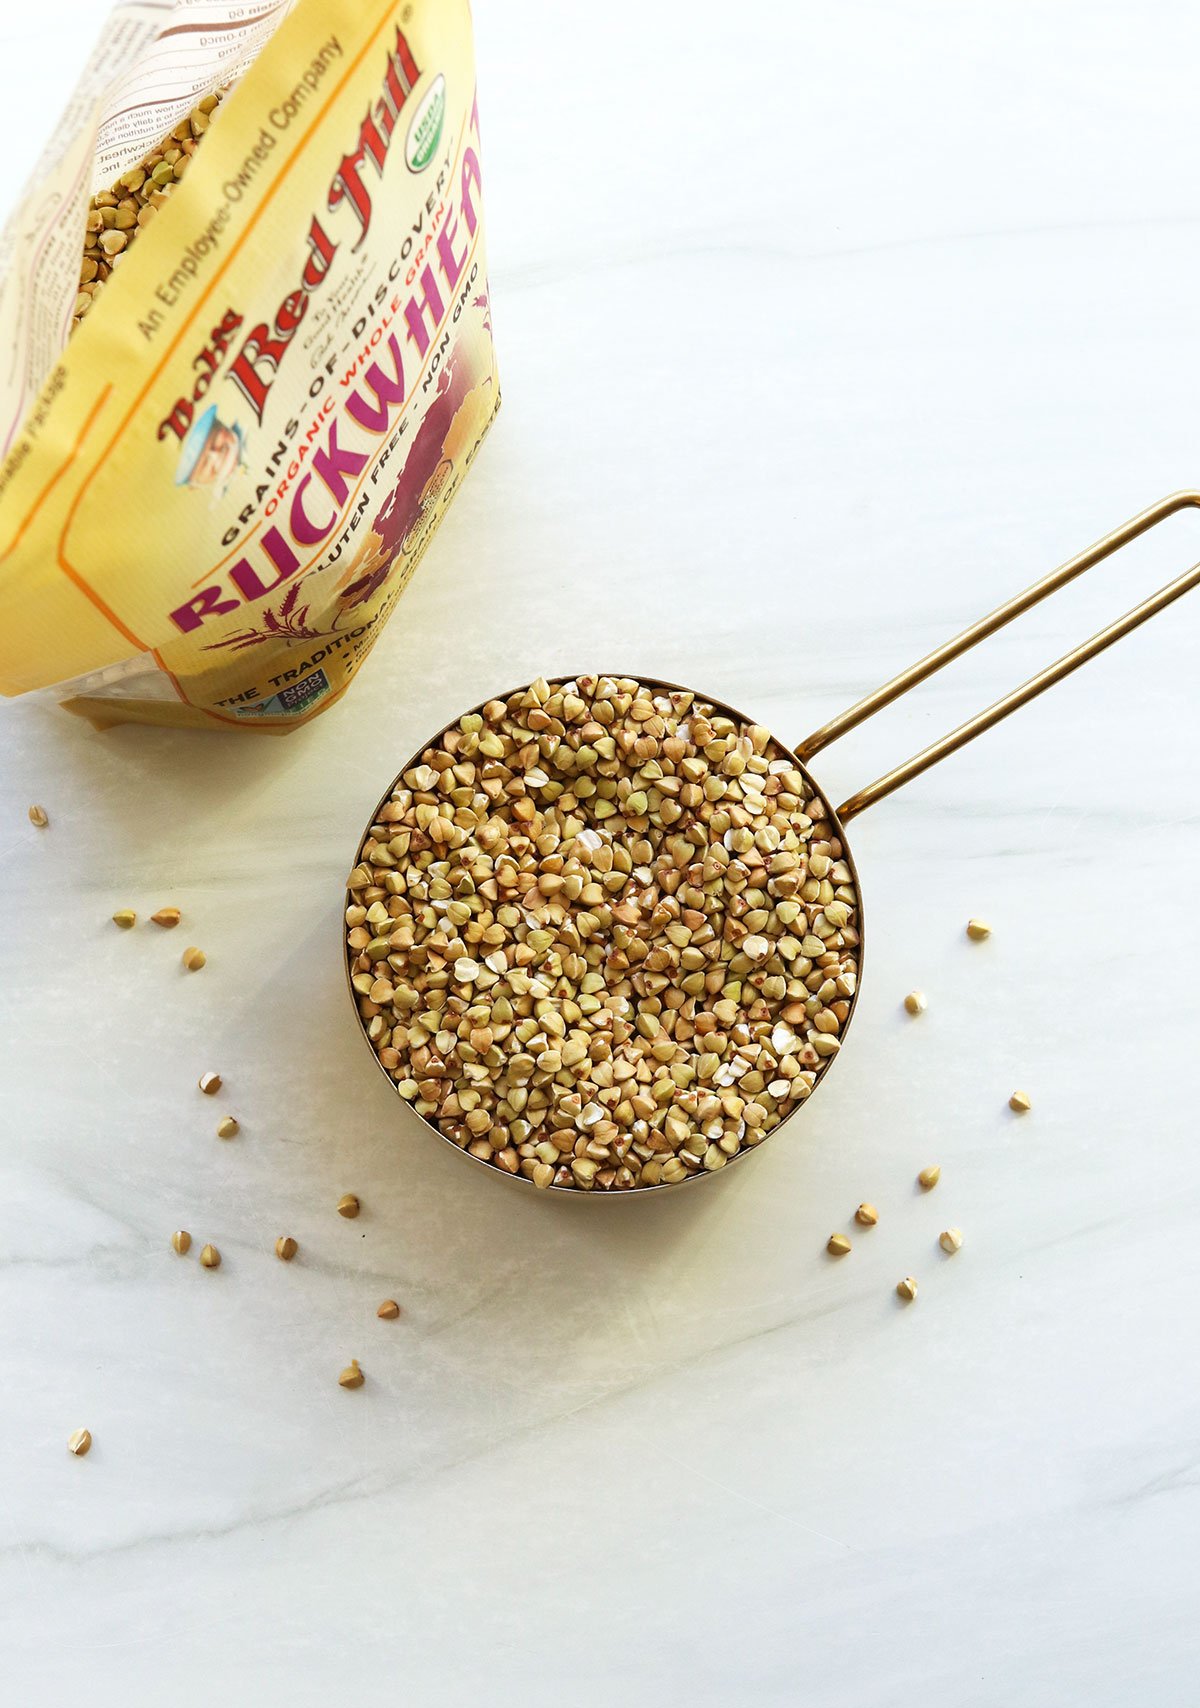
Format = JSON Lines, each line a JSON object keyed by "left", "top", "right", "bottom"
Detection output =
{"left": 0, "top": 0, "right": 499, "bottom": 730}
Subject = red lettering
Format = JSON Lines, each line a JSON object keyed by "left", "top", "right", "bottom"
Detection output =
{"left": 403, "top": 265, "right": 445, "bottom": 357}
{"left": 229, "top": 527, "right": 301, "bottom": 601}
{"left": 210, "top": 308, "right": 243, "bottom": 355}
{"left": 301, "top": 219, "right": 337, "bottom": 292}
{"left": 383, "top": 37, "right": 418, "bottom": 122}
{"left": 313, "top": 418, "right": 370, "bottom": 504}
{"left": 377, "top": 32, "right": 421, "bottom": 139}
{"left": 374, "top": 96, "right": 398, "bottom": 143}
{"left": 393, "top": 27, "right": 420, "bottom": 89}
{"left": 460, "top": 148, "right": 483, "bottom": 238}
{"left": 276, "top": 290, "right": 308, "bottom": 337}
{"left": 228, "top": 323, "right": 292, "bottom": 422}
{"left": 328, "top": 112, "right": 389, "bottom": 249}
{"left": 169, "top": 585, "right": 239, "bottom": 633}
{"left": 157, "top": 399, "right": 194, "bottom": 444}
{"left": 291, "top": 473, "right": 337, "bottom": 545}
{"left": 345, "top": 334, "right": 406, "bottom": 432}
{"left": 211, "top": 33, "right": 423, "bottom": 422}
{"left": 158, "top": 309, "right": 243, "bottom": 447}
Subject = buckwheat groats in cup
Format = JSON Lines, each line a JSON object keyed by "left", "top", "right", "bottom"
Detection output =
{"left": 345, "top": 676, "right": 861, "bottom": 1191}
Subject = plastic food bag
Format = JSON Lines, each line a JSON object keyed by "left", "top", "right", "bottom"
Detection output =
{"left": 0, "top": 0, "right": 499, "bottom": 730}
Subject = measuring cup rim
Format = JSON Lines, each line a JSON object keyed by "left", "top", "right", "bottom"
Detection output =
{"left": 343, "top": 671, "right": 866, "bottom": 1199}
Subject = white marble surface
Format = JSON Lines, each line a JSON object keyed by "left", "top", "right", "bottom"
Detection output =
{"left": 3, "top": 3, "right": 1200, "bottom": 1702}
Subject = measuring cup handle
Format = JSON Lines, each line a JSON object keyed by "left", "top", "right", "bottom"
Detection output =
{"left": 796, "top": 491, "right": 1200, "bottom": 823}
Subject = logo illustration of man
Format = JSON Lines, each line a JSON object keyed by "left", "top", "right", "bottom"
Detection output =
{"left": 175, "top": 404, "right": 246, "bottom": 498}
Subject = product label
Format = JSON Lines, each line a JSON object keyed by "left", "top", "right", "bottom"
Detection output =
{"left": 0, "top": 0, "right": 499, "bottom": 732}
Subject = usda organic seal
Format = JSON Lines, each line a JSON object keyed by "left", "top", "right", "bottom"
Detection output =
{"left": 406, "top": 74, "right": 446, "bottom": 172}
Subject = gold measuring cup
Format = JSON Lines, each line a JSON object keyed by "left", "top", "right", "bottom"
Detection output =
{"left": 346, "top": 492, "right": 1200, "bottom": 1191}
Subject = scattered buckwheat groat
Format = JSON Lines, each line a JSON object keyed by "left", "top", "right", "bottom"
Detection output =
{"left": 338, "top": 1361, "right": 365, "bottom": 1389}
{"left": 855, "top": 1203, "right": 878, "bottom": 1226}
{"left": 826, "top": 1233, "right": 852, "bottom": 1256}
{"left": 917, "top": 1165, "right": 941, "bottom": 1191}
{"left": 112, "top": 909, "right": 136, "bottom": 929}
{"left": 903, "top": 990, "right": 927, "bottom": 1016}
{"left": 198, "top": 1072, "right": 222, "bottom": 1095}
{"left": 939, "top": 1227, "right": 964, "bottom": 1254}
{"left": 151, "top": 907, "right": 181, "bottom": 928}
{"left": 67, "top": 1428, "right": 92, "bottom": 1457}
{"left": 377, "top": 1299, "right": 401, "bottom": 1319}
{"left": 275, "top": 1236, "right": 298, "bottom": 1261}
{"left": 72, "top": 93, "right": 224, "bottom": 336}
{"left": 345, "top": 676, "right": 861, "bottom": 1191}
{"left": 182, "top": 947, "right": 207, "bottom": 971}
{"left": 966, "top": 918, "right": 992, "bottom": 941}
{"left": 199, "top": 1243, "right": 221, "bottom": 1269}
{"left": 337, "top": 1194, "right": 361, "bottom": 1219}
{"left": 171, "top": 1230, "right": 192, "bottom": 1255}
{"left": 1009, "top": 1090, "right": 1031, "bottom": 1113}
{"left": 216, "top": 1116, "right": 239, "bottom": 1139}
{"left": 896, "top": 1276, "right": 918, "bottom": 1302}
{"left": 28, "top": 805, "right": 48, "bottom": 828}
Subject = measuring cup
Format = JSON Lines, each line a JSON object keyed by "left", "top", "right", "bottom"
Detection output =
{"left": 346, "top": 491, "right": 1200, "bottom": 1191}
